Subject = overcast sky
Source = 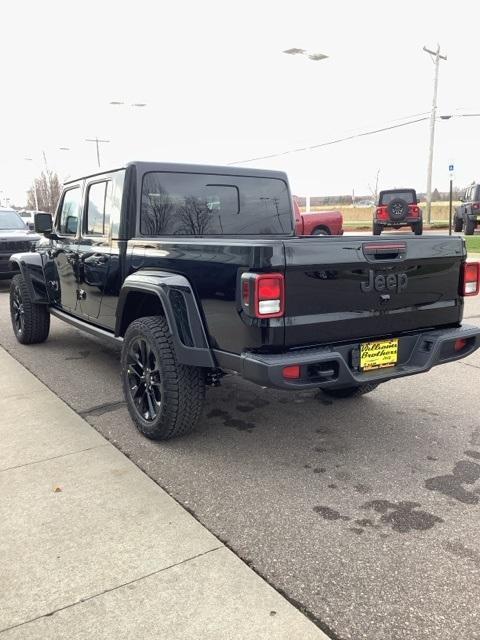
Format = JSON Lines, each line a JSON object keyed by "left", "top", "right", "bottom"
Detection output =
{"left": 1, "top": 0, "right": 479, "bottom": 205}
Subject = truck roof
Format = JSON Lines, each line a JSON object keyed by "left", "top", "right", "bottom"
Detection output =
{"left": 63, "top": 161, "right": 289, "bottom": 185}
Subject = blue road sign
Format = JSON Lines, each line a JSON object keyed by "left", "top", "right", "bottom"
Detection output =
{"left": 449, "top": 164, "right": 454, "bottom": 172}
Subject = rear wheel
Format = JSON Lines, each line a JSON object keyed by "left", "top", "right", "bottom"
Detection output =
{"left": 453, "top": 216, "right": 463, "bottom": 232}
{"left": 121, "top": 316, "right": 205, "bottom": 440}
{"left": 313, "top": 227, "right": 329, "bottom": 236}
{"left": 373, "top": 223, "right": 382, "bottom": 235}
{"left": 9, "top": 274, "right": 50, "bottom": 344}
{"left": 465, "top": 217, "right": 476, "bottom": 235}
{"left": 412, "top": 220, "right": 423, "bottom": 235}
{"left": 321, "top": 382, "right": 379, "bottom": 399}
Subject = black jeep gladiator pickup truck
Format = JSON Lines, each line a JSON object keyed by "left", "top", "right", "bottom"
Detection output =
{"left": 8, "top": 162, "right": 480, "bottom": 440}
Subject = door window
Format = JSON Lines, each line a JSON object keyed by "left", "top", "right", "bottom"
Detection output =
{"left": 58, "top": 187, "right": 81, "bottom": 235}
{"left": 85, "top": 181, "right": 111, "bottom": 236}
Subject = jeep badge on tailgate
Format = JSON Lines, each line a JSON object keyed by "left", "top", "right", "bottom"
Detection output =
{"left": 361, "top": 270, "right": 408, "bottom": 293}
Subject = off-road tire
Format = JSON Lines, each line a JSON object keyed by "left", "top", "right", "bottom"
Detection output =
{"left": 121, "top": 316, "right": 205, "bottom": 440}
{"left": 412, "top": 220, "right": 423, "bottom": 235}
{"left": 321, "top": 382, "right": 379, "bottom": 399}
{"left": 465, "top": 217, "right": 476, "bottom": 235}
{"left": 10, "top": 273, "right": 50, "bottom": 344}
{"left": 373, "top": 223, "right": 382, "bottom": 235}
{"left": 387, "top": 198, "right": 408, "bottom": 222}
{"left": 453, "top": 216, "right": 463, "bottom": 232}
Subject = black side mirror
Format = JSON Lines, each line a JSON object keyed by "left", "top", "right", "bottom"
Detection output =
{"left": 34, "top": 212, "right": 53, "bottom": 234}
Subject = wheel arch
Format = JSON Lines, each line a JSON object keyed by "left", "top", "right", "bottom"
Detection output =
{"left": 9, "top": 253, "right": 49, "bottom": 304}
{"left": 116, "top": 271, "right": 215, "bottom": 368}
{"left": 312, "top": 225, "right": 330, "bottom": 235}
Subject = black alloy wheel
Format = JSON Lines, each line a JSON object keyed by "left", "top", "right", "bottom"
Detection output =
{"left": 126, "top": 336, "right": 163, "bottom": 422}
{"left": 11, "top": 283, "right": 25, "bottom": 336}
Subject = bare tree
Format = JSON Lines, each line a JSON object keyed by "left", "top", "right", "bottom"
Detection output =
{"left": 178, "top": 197, "right": 213, "bottom": 235}
{"left": 368, "top": 168, "right": 381, "bottom": 204}
{"left": 26, "top": 171, "right": 62, "bottom": 213}
{"left": 141, "top": 193, "right": 175, "bottom": 235}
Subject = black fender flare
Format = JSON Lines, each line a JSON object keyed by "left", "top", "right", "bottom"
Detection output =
{"left": 9, "top": 253, "right": 50, "bottom": 304}
{"left": 116, "top": 270, "right": 215, "bottom": 368}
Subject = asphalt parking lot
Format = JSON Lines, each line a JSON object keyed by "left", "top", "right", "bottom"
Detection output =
{"left": 1, "top": 279, "right": 479, "bottom": 640}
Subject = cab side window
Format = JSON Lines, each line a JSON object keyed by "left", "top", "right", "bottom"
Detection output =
{"left": 85, "top": 181, "right": 111, "bottom": 236}
{"left": 58, "top": 187, "right": 81, "bottom": 235}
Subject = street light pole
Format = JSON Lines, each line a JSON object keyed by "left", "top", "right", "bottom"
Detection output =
{"left": 85, "top": 137, "right": 110, "bottom": 168}
{"left": 283, "top": 48, "right": 328, "bottom": 213}
{"left": 423, "top": 44, "right": 447, "bottom": 225}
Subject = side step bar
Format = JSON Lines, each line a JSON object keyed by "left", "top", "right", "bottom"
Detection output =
{"left": 49, "top": 308, "right": 123, "bottom": 347}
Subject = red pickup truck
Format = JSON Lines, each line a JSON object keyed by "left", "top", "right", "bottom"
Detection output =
{"left": 293, "top": 199, "right": 344, "bottom": 235}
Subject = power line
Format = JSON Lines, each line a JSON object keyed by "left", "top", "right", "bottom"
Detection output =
{"left": 228, "top": 116, "right": 430, "bottom": 166}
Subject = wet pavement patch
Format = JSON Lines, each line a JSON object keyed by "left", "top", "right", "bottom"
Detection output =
{"left": 442, "top": 540, "right": 480, "bottom": 568}
{"left": 313, "top": 506, "right": 350, "bottom": 521}
{"left": 206, "top": 408, "right": 256, "bottom": 432}
{"left": 362, "top": 499, "right": 444, "bottom": 533}
{"left": 465, "top": 450, "right": 480, "bottom": 460}
{"left": 353, "top": 483, "right": 371, "bottom": 495}
{"left": 425, "top": 460, "right": 480, "bottom": 505}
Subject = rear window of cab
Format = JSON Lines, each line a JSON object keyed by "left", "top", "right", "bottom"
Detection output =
{"left": 379, "top": 191, "right": 417, "bottom": 205}
{"left": 140, "top": 172, "right": 293, "bottom": 236}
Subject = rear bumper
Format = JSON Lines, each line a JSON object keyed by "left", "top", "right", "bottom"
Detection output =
{"left": 215, "top": 324, "right": 480, "bottom": 390}
{"left": 375, "top": 218, "right": 421, "bottom": 226}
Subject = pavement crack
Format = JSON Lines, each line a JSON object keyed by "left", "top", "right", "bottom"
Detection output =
{"left": 0, "top": 546, "right": 223, "bottom": 635}
{"left": 459, "top": 361, "right": 480, "bottom": 371}
{"left": 0, "top": 444, "right": 111, "bottom": 474}
{"left": 80, "top": 400, "right": 126, "bottom": 417}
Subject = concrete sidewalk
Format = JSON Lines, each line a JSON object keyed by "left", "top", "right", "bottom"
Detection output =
{"left": 0, "top": 347, "right": 328, "bottom": 639}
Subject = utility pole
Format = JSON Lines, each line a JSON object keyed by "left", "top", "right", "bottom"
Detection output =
{"left": 85, "top": 137, "right": 110, "bottom": 168}
{"left": 423, "top": 44, "right": 447, "bottom": 225}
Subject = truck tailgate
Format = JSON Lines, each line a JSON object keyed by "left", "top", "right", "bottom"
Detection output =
{"left": 283, "top": 236, "right": 465, "bottom": 347}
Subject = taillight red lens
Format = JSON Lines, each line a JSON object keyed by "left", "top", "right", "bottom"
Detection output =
{"left": 472, "top": 203, "right": 480, "bottom": 211}
{"left": 258, "top": 277, "right": 281, "bottom": 300}
{"left": 256, "top": 274, "right": 284, "bottom": 317}
{"left": 242, "top": 279, "right": 250, "bottom": 306}
{"left": 240, "top": 273, "right": 285, "bottom": 318}
{"left": 454, "top": 338, "right": 467, "bottom": 352}
{"left": 462, "top": 262, "right": 480, "bottom": 296}
{"left": 376, "top": 207, "right": 388, "bottom": 220}
{"left": 410, "top": 205, "right": 420, "bottom": 216}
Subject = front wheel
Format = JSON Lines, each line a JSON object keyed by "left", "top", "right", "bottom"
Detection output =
{"left": 321, "top": 382, "right": 379, "bottom": 399}
{"left": 121, "top": 316, "right": 205, "bottom": 440}
{"left": 10, "top": 273, "right": 50, "bottom": 344}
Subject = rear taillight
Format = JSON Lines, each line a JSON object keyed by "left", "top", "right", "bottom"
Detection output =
{"left": 461, "top": 262, "right": 480, "bottom": 296}
{"left": 241, "top": 272, "right": 285, "bottom": 318}
{"left": 376, "top": 206, "right": 388, "bottom": 220}
{"left": 472, "top": 202, "right": 480, "bottom": 211}
{"left": 410, "top": 205, "right": 420, "bottom": 216}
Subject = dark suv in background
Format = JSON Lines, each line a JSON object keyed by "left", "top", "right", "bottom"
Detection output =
{"left": 373, "top": 189, "right": 422, "bottom": 235}
{"left": 454, "top": 183, "right": 480, "bottom": 235}
{"left": 0, "top": 209, "right": 39, "bottom": 279}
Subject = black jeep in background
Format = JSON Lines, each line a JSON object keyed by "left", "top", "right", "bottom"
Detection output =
{"left": 7, "top": 162, "right": 480, "bottom": 440}
{"left": 454, "top": 182, "right": 480, "bottom": 235}
{"left": 373, "top": 189, "right": 423, "bottom": 235}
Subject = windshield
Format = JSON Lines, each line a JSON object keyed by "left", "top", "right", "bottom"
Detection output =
{"left": 0, "top": 211, "right": 27, "bottom": 230}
